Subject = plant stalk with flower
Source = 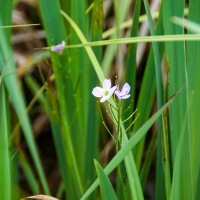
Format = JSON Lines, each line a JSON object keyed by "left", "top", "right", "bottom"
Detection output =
{"left": 92, "top": 78, "right": 139, "bottom": 152}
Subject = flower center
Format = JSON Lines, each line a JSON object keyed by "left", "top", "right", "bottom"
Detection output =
{"left": 104, "top": 90, "right": 109, "bottom": 96}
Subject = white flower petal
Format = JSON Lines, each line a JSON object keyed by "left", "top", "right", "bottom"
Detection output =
{"left": 100, "top": 94, "right": 111, "bottom": 102}
{"left": 103, "top": 79, "right": 111, "bottom": 90}
{"left": 109, "top": 86, "right": 117, "bottom": 96}
{"left": 92, "top": 87, "right": 104, "bottom": 97}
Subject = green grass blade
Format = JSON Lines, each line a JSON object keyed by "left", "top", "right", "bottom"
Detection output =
{"left": 162, "top": 114, "right": 171, "bottom": 200}
{"left": 139, "top": 132, "right": 157, "bottom": 190}
{"left": 162, "top": 0, "right": 192, "bottom": 199}
{"left": 61, "top": 11, "right": 104, "bottom": 82}
{"left": 162, "top": 0, "right": 188, "bottom": 164}
{"left": 195, "top": 166, "right": 200, "bottom": 200}
{"left": 143, "top": 0, "right": 163, "bottom": 108}
{"left": 80, "top": 93, "right": 177, "bottom": 200}
{"left": 143, "top": 1, "right": 165, "bottom": 198}
{"left": 0, "top": 0, "right": 12, "bottom": 39}
{"left": 10, "top": 150, "right": 19, "bottom": 200}
{"left": 38, "top": 1, "right": 84, "bottom": 198}
{"left": 170, "top": 103, "right": 191, "bottom": 200}
{"left": 94, "top": 160, "right": 118, "bottom": 200}
{"left": 70, "top": 0, "right": 89, "bottom": 140}
{"left": 83, "top": 0, "right": 103, "bottom": 191}
{"left": 60, "top": 34, "right": 200, "bottom": 49}
{"left": 124, "top": 0, "right": 141, "bottom": 125}
{"left": 0, "top": 83, "right": 10, "bottom": 200}
{"left": 19, "top": 152, "right": 39, "bottom": 194}
{"left": 101, "top": 0, "right": 132, "bottom": 77}
{"left": 172, "top": 17, "right": 200, "bottom": 33}
{"left": 187, "top": 1, "right": 200, "bottom": 197}
{"left": 133, "top": 7, "right": 164, "bottom": 170}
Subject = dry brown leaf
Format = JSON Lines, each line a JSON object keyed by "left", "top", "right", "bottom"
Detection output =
{"left": 21, "top": 194, "right": 59, "bottom": 200}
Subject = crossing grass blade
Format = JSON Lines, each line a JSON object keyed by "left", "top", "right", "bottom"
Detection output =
{"left": 102, "top": 0, "right": 132, "bottom": 77}
{"left": 62, "top": 34, "right": 200, "bottom": 49}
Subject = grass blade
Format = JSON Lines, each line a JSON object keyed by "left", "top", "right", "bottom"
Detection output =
{"left": 143, "top": 1, "right": 165, "bottom": 198}
{"left": 83, "top": 0, "right": 103, "bottom": 191}
{"left": 124, "top": 0, "right": 141, "bottom": 126}
{"left": 187, "top": 1, "right": 200, "bottom": 196}
{"left": 94, "top": 160, "right": 118, "bottom": 200}
{"left": 0, "top": 83, "right": 10, "bottom": 200}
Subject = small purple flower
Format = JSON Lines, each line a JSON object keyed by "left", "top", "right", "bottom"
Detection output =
{"left": 115, "top": 83, "right": 131, "bottom": 100}
{"left": 92, "top": 79, "right": 117, "bottom": 102}
{"left": 51, "top": 41, "right": 65, "bottom": 52}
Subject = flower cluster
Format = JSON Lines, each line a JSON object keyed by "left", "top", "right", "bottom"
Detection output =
{"left": 92, "top": 79, "right": 130, "bottom": 102}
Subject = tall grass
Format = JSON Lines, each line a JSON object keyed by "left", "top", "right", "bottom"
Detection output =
{"left": 0, "top": 0, "right": 200, "bottom": 200}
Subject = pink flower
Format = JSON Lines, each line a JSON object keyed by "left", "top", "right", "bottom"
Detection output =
{"left": 51, "top": 41, "right": 65, "bottom": 52}
{"left": 115, "top": 83, "right": 131, "bottom": 100}
{"left": 92, "top": 79, "right": 117, "bottom": 102}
